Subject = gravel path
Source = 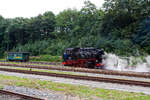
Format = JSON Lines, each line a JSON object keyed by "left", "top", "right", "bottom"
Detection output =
{"left": 1, "top": 65, "right": 150, "bottom": 82}
{"left": 0, "top": 71, "right": 150, "bottom": 95}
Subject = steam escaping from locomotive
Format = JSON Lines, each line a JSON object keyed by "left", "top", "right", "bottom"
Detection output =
{"left": 104, "top": 53, "right": 150, "bottom": 72}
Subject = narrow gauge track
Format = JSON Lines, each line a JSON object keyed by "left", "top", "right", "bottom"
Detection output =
{"left": 28, "top": 61, "right": 61, "bottom": 65}
{"left": 0, "top": 60, "right": 61, "bottom": 65}
{"left": 0, "top": 90, "right": 44, "bottom": 100}
{"left": 0, "top": 63, "right": 150, "bottom": 79}
{"left": 0, "top": 67, "right": 150, "bottom": 87}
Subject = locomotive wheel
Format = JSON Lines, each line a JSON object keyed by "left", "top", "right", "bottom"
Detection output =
{"left": 87, "top": 62, "right": 95, "bottom": 69}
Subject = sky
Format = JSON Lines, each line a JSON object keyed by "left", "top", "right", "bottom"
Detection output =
{"left": 0, "top": 0, "right": 105, "bottom": 18}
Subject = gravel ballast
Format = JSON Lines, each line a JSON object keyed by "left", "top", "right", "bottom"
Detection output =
{"left": 2, "top": 85, "right": 76, "bottom": 100}
{"left": 0, "top": 93, "right": 21, "bottom": 100}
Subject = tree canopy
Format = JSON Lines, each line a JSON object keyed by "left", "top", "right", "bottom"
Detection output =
{"left": 0, "top": 0, "right": 150, "bottom": 56}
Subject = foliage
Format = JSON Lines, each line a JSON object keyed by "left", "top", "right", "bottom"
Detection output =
{"left": 134, "top": 17, "right": 150, "bottom": 53}
{"left": 30, "top": 55, "right": 62, "bottom": 62}
{"left": 12, "top": 40, "right": 49, "bottom": 55}
{"left": 0, "top": 0, "right": 150, "bottom": 58}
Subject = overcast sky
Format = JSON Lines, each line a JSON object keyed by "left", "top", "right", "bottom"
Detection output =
{"left": 0, "top": 0, "right": 104, "bottom": 18}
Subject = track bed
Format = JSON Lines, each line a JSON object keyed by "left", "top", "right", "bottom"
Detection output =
{"left": 0, "top": 90, "right": 43, "bottom": 100}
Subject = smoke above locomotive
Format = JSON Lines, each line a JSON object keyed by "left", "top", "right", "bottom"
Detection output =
{"left": 62, "top": 47, "right": 105, "bottom": 68}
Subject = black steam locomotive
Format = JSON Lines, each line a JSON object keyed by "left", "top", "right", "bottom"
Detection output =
{"left": 62, "top": 47, "right": 105, "bottom": 68}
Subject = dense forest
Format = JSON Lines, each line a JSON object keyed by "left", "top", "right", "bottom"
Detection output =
{"left": 0, "top": 0, "right": 150, "bottom": 57}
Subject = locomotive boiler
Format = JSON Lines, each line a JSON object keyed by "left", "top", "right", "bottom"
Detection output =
{"left": 62, "top": 47, "right": 105, "bottom": 68}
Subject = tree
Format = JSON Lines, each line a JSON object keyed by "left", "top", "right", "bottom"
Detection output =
{"left": 79, "top": 1, "right": 103, "bottom": 36}
{"left": 134, "top": 17, "right": 150, "bottom": 53}
{"left": 23, "top": 11, "right": 56, "bottom": 42}
{"left": 55, "top": 9, "right": 79, "bottom": 39}
{"left": 101, "top": 0, "right": 150, "bottom": 36}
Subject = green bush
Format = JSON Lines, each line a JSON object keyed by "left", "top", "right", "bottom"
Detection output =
{"left": 30, "top": 55, "right": 62, "bottom": 62}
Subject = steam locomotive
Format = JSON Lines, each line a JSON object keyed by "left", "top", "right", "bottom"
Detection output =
{"left": 62, "top": 47, "right": 105, "bottom": 68}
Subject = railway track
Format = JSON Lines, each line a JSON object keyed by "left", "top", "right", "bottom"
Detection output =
{"left": 29, "top": 61, "right": 61, "bottom": 65}
{"left": 0, "top": 63, "right": 150, "bottom": 79}
{"left": 0, "top": 89, "right": 44, "bottom": 100}
{"left": 0, "top": 67, "right": 150, "bottom": 87}
{"left": 0, "top": 60, "right": 61, "bottom": 65}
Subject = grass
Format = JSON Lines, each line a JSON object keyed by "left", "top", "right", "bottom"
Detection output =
{"left": 0, "top": 58, "right": 5, "bottom": 61}
{"left": 0, "top": 85, "right": 4, "bottom": 89}
{"left": 0, "top": 74, "right": 149, "bottom": 100}
{"left": 30, "top": 55, "right": 62, "bottom": 62}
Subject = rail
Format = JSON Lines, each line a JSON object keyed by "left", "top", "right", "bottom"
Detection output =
{"left": 0, "top": 89, "right": 44, "bottom": 100}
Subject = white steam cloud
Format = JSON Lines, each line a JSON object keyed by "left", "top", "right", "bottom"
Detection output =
{"left": 104, "top": 53, "right": 150, "bottom": 72}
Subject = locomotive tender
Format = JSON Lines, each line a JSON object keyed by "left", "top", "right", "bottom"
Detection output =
{"left": 62, "top": 47, "right": 105, "bottom": 68}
